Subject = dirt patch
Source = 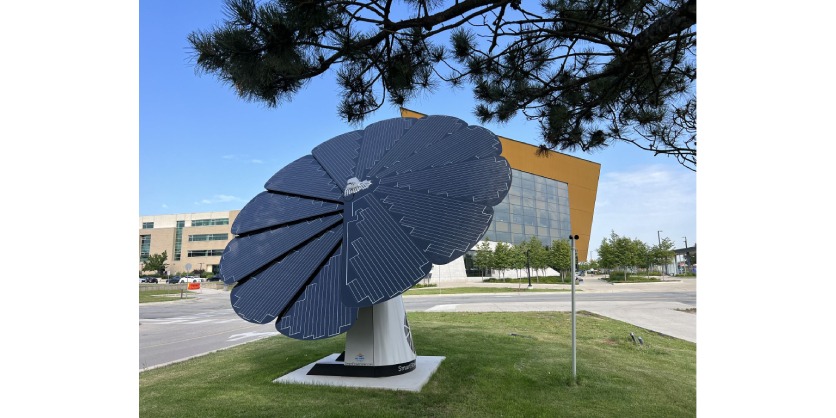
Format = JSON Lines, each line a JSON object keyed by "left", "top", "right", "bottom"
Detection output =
{"left": 676, "top": 308, "right": 696, "bottom": 314}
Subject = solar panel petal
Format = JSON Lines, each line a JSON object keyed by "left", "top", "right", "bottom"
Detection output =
{"left": 231, "top": 191, "right": 342, "bottom": 235}
{"left": 230, "top": 225, "right": 343, "bottom": 324}
{"left": 264, "top": 155, "right": 343, "bottom": 202}
{"left": 218, "top": 214, "right": 342, "bottom": 284}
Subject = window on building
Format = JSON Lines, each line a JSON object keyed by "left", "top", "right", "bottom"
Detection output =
{"left": 142, "top": 222, "right": 154, "bottom": 229}
{"left": 191, "top": 218, "right": 229, "bottom": 227}
{"left": 174, "top": 220, "right": 184, "bottom": 260}
{"left": 188, "top": 233, "right": 229, "bottom": 242}
{"left": 187, "top": 249, "right": 226, "bottom": 257}
{"left": 140, "top": 235, "right": 151, "bottom": 262}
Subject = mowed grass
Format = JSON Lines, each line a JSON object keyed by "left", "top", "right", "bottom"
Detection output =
{"left": 139, "top": 289, "right": 196, "bottom": 303}
{"left": 405, "top": 286, "right": 567, "bottom": 295}
{"left": 483, "top": 276, "right": 581, "bottom": 284}
{"left": 139, "top": 312, "right": 695, "bottom": 417}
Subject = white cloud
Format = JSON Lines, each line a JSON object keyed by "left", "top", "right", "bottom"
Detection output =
{"left": 161, "top": 204, "right": 168, "bottom": 209}
{"left": 250, "top": 159, "right": 264, "bottom": 164}
{"left": 589, "top": 164, "right": 696, "bottom": 257}
{"left": 195, "top": 194, "right": 242, "bottom": 205}
{"left": 222, "top": 154, "right": 235, "bottom": 160}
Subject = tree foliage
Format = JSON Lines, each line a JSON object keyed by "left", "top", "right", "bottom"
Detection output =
{"left": 142, "top": 251, "right": 168, "bottom": 276}
{"left": 189, "top": 0, "right": 697, "bottom": 170}
{"left": 509, "top": 243, "right": 527, "bottom": 280}
{"left": 472, "top": 238, "right": 494, "bottom": 276}
{"left": 524, "top": 236, "right": 548, "bottom": 279}
{"left": 649, "top": 237, "right": 675, "bottom": 271}
{"left": 547, "top": 239, "right": 572, "bottom": 282}
{"left": 597, "top": 231, "right": 638, "bottom": 280}
{"left": 597, "top": 231, "right": 678, "bottom": 278}
{"left": 493, "top": 241, "right": 513, "bottom": 280}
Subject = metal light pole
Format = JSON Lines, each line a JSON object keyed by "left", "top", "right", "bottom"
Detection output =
{"left": 526, "top": 249, "right": 532, "bottom": 289}
{"left": 683, "top": 237, "right": 690, "bottom": 273}
{"left": 569, "top": 234, "right": 579, "bottom": 382}
{"left": 658, "top": 230, "right": 666, "bottom": 275}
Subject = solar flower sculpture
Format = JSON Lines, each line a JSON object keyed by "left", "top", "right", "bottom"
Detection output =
{"left": 219, "top": 115, "right": 511, "bottom": 377}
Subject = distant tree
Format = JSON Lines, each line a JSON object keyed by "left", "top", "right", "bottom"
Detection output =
{"left": 597, "top": 231, "right": 632, "bottom": 281}
{"left": 524, "top": 237, "right": 548, "bottom": 282}
{"left": 509, "top": 243, "right": 527, "bottom": 282}
{"left": 632, "top": 238, "right": 650, "bottom": 272}
{"left": 493, "top": 241, "right": 513, "bottom": 281}
{"left": 472, "top": 239, "right": 494, "bottom": 277}
{"left": 189, "top": 0, "right": 697, "bottom": 170}
{"left": 142, "top": 251, "right": 168, "bottom": 276}
{"left": 548, "top": 239, "right": 572, "bottom": 283}
{"left": 598, "top": 232, "right": 656, "bottom": 280}
{"left": 650, "top": 237, "right": 675, "bottom": 273}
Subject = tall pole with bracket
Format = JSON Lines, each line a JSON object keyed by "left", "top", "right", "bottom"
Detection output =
{"left": 569, "top": 234, "right": 579, "bottom": 382}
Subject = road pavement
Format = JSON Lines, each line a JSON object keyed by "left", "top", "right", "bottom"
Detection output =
{"left": 139, "top": 275, "right": 696, "bottom": 371}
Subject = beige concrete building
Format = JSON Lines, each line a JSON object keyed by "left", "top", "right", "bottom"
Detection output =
{"left": 139, "top": 211, "right": 240, "bottom": 275}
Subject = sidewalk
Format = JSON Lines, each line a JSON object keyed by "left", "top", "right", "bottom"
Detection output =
{"left": 421, "top": 275, "right": 697, "bottom": 343}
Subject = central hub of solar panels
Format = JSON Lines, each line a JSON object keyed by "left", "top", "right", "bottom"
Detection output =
{"left": 218, "top": 115, "right": 511, "bottom": 378}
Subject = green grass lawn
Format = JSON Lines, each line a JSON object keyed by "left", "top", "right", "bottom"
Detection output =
{"left": 405, "top": 286, "right": 567, "bottom": 295}
{"left": 601, "top": 275, "right": 662, "bottom": 283}
{"left": 139, "top": 312, "right": 695, "bottom": 417}
{"left": 139, "top": 289, "right": 197, "bottom": 303}
{"left": 483, "top": 276, "right": 578, "bottom": 284}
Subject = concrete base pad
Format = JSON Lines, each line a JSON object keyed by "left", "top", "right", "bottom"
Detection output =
{"left": 273, "top": 354, "right": 445, "bottom": 392}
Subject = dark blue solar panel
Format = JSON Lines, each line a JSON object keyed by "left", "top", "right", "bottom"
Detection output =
{"left": 231, "top": 191, "right": 342, "bottom": 235}
{"left": 230, "top": 225, "right": 343, "bottom": 324}
{"left": 311, "top": 130, "right": 362, "bottom": 190}
{"left": 372, "top": 185, "right": 494, "bottom": 264}
{"left": 354, "top": 117, "right": 415, "bottom": 179}
{"left": 218, "top": 114, "right": 512, "bottom": 340}
{"left": 372, "top": 125, "right": 501, "bottom": 178}
{"left": 264, "top": 155, "right": 343, "bottom": 202}
{"left": 218, "top": 214, "right": 342, "bottom": 284}
{"left": 365, "top": 115, "right": 465, "bottom": 178}
{"left": 277, "top": 244, "right": 358, "bottom": 339}
{"left": 341, "top": 194, "right": 432, "bottom": 307}
{"left": 378, "top": 157, "right": 511, "bottom": 206}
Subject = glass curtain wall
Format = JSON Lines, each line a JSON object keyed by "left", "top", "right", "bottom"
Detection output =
{"left": 484, "top": 169, "right": 571, "bottom": 247}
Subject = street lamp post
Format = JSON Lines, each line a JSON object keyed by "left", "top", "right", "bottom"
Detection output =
{"left": 526, "top": 249, "right": 532, "bottom": 289}
{"left": 569, "top": 234, "right": 579, "bottom": 383}
{"left": 658, "top": 230, "right": 666, "bottom": 275}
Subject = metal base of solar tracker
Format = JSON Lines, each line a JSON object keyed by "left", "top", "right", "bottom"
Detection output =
{"left": 307, "top": 295, "right": 417, "bottom": 377}
{"left": 274, "top": 354, "right": 446, "bottom": 392}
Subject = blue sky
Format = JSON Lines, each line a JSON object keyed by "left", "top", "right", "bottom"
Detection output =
{"left": 139, "top": 0, "right": 696, "bottom": 259}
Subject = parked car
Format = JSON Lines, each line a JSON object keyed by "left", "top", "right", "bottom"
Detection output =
{"left": 168, "top": 277, "right": 181, "bottom": 284}
{"left": 140, "top": 277, "right": 158, "bottom": 283}
{"left": 207, "top": 275, "right": 222, "bottom": 282}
